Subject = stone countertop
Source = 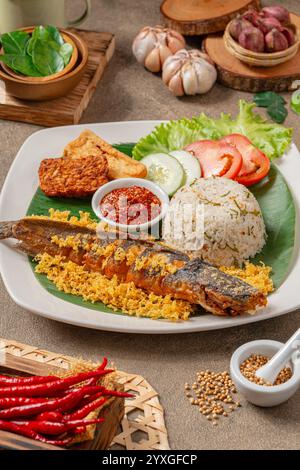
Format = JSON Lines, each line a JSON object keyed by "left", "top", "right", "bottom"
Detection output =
{"left": 0, "top": 0, "right": 299, "bottom": 450}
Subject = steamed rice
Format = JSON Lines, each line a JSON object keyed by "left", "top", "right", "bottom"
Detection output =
{"left": 162, "top": 177, "right": 266, "bottom": 267}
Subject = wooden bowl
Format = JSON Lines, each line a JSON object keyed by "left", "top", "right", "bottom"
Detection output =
{"left": 1, "top": 27, "right": 78, "bottom": 82}
{"left": 0, "top": 30, "right": 88, "bottom": 101}
{"left": 224, "top": 21, "right": 300, "bottom": 67}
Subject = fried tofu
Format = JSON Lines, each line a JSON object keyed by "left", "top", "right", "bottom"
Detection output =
{"left": 39, "top": 155, "right": 108, "bottom": 198}
{"left": 63, "top": 130, "right": 147, "bottom": 180}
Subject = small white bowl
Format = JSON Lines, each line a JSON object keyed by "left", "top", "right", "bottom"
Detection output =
{"left": 91, "top": 178, "right": 169, "bottom": 232}
{"left": 230, "top": 340, "right": 300, "bottom": 407}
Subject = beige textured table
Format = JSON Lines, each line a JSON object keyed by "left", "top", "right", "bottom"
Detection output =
{"left": 0, "top": 0, "right": 299, "bottom": 450}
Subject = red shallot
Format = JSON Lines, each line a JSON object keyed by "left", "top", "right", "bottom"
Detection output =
{"left": 265, "top": 28, "right": 289, "bottom": 52}
{"left": 261, "top": 5, "right": 290, "bottom": 25}
{"left": 238, "top": 27, "right": 265, "bottom": 52}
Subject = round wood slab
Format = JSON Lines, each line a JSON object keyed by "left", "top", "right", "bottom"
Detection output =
{"left": 204, "top": 13, "right": 300, "bottom": 92}
{"left": 160, "top": 0, "right": 260, "bottom": 35}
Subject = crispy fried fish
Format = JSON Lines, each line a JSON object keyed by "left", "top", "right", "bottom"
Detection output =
{"left": 0, "top": 217, "right": 267, "bottom": 317}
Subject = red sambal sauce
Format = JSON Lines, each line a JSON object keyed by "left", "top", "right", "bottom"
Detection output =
{"left": 100, "top": 185, "right": 161, "bottom": 225}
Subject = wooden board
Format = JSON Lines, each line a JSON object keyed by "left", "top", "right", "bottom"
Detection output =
{"left": 204, "top": 12, "right": 300, "bottom": 92}
{"left": 0, "top": 29, "right": 115, "bottom": 127}
{"left": 160, "top": 0, "right": 260, "bottom": 35}
{"left": 0, "top": 338, "right": 170, "bottom": 451}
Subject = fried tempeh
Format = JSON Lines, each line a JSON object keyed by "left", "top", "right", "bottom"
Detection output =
{"left": 39, "top": 154, "right": 108, "bottom": 198}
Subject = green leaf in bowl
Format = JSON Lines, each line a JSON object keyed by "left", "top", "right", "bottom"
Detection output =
{"left": 26, "top": 37, "right": 35, "bottom": 57}
{"left": 0, "top": 30, "right": 43, "bottom": 76}
{"left": 59, "top": 42, "right": 73, "bottom": 66}
{"left": 44, "top": 25, "right": 64, "bottom": 46}
{"left": 1, "top": 31, "right": 30, "bottom": 55}
{"left": 32, "top": 38, "right": 64, "bottom": 76}
{"left": 30, "top": 25, "right": 64, "bottom": 46}
{"left": 0, "top": 54, "right": 42, "bottom": 76}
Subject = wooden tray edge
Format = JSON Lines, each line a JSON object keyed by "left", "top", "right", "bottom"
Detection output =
{"left": 160, "top": 0, "right": 260, "bottom": 35}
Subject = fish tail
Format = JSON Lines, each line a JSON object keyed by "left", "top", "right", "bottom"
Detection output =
{"left": 0, "top": 221, "right": 15, "bottom": 239}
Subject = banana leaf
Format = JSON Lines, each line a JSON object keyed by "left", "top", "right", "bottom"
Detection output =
{"left": 249, "top": 163, "right": 295, "bottom": 287}
{"left": 27, "top": 144, "right": 295, "bottom": 315}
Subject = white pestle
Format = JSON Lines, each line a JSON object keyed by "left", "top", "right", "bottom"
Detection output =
{"left": 255, "top": 328, "right": 300, "bottom": 384}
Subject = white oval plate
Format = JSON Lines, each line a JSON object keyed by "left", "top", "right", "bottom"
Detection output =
{"left": 0, "top": 121, "right": 299, "bottom": 334}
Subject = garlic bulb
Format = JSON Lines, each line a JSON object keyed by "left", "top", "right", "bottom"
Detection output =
{"left": 162, "top": 49, "right": 217, "bottom": 96}
{"left": 132, "top": 25, "right": 186, "bottom": 73}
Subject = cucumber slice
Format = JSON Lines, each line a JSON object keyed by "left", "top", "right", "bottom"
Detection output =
{"left": 141, "top": 153, "right": 185, "bottom": 196}
{"left": 169, "top": 150, "right": 201, "bottom": 185}
{"left": 291, "top": 91, "right": 300, "bottom": 115}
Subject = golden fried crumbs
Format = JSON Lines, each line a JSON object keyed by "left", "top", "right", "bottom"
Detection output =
{"left": 220, "top": 262, "right": 273, "bottom": 295}
{"left": 35, "top": 253, "right": 193, "bottom": 321}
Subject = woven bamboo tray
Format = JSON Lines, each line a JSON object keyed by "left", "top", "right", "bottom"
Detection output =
{"left": 0, "top": 338, "right": 169, "bottom": 451}
{"left": 224, "top": 21, "right": 300, "bottom": 67}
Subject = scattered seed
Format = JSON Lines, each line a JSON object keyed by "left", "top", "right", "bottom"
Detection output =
{"left": 184, "top": 367, "right": 244, "bottom": 425}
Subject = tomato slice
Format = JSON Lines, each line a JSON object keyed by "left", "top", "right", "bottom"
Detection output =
{"left": 221, "top": 134, "right": 270, "bottom": 186}
{"left": 184, "top": 140, "right": 243, "bottom": 179}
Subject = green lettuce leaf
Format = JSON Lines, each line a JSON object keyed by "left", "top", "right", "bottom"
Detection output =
{"left": 132, "top": 100, "right": 293, "bottom": 160}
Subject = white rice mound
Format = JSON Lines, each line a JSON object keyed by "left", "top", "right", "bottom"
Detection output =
{"left": 162, "top": 177, "right": 266, "bottom": 267}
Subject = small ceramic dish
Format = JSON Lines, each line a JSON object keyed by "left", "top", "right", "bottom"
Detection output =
{"left": 0, "top": 29, "right": 88, "bottom": 101}
{"left": 92, "top": 178, "right": 170, "bottom": 233}
{"left": 230, "top": 340, "right": 300, "bottom": 407}
{"left": 1, "top": 27, "right": 78, "bottom": 83}
{"left": 224, "top": 21, "right": 300, "bottom": 67}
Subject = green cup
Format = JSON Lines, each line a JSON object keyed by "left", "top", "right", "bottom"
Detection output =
{"left": 0, "top": 0, "right": 91, "bottom": 33}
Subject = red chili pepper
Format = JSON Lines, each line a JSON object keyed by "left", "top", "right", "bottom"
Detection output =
{"left": 73, "top": 387, "right": 132, "bottom": 404}
{"left": 97, "top": 357, "right": 108, "bottom": 370}
{"left": 64, "top": 396, "right": 107, "bottom": 421}
{"left": 57, "top": 385, "right": 103, "bottom": 412}
{"left": 0, "top": 368, "right": 113, "bottom": 397}
{"left": 79, "top": 391, "right": 104, "bottom": 407}
{"left": 65, "top": 358, "right": 108, "bottom": 390}
{"left": 64, "top": 387, "right": 133, "bottom": 421}
{"left": 12, "top": 418, "right": 104, "bottom": 435}
{"left": 70, "top": 388, "right": 133, "bottom": 412}
{"left": 81, "top": 377, "right": 98, "bottom": 387}
{"left": 0, "top": 374, "right": 58, "bottom": 387}
{"left": 64, "top": 383, "right": 104, "bottom": 397}
{"left": 36, "top": 411, "right": 64, "bottom": 422}
{"left": 102, "top": 388, "right": 133, "bottom": 398}
{"left": 0, "top": 396, "right": 49, "bottom": 409}
{"left": 0, "top": 420, "right": 73, "bottom": 446}
{"left": 0, "top": 385, "right": 104, "bottom": 419}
